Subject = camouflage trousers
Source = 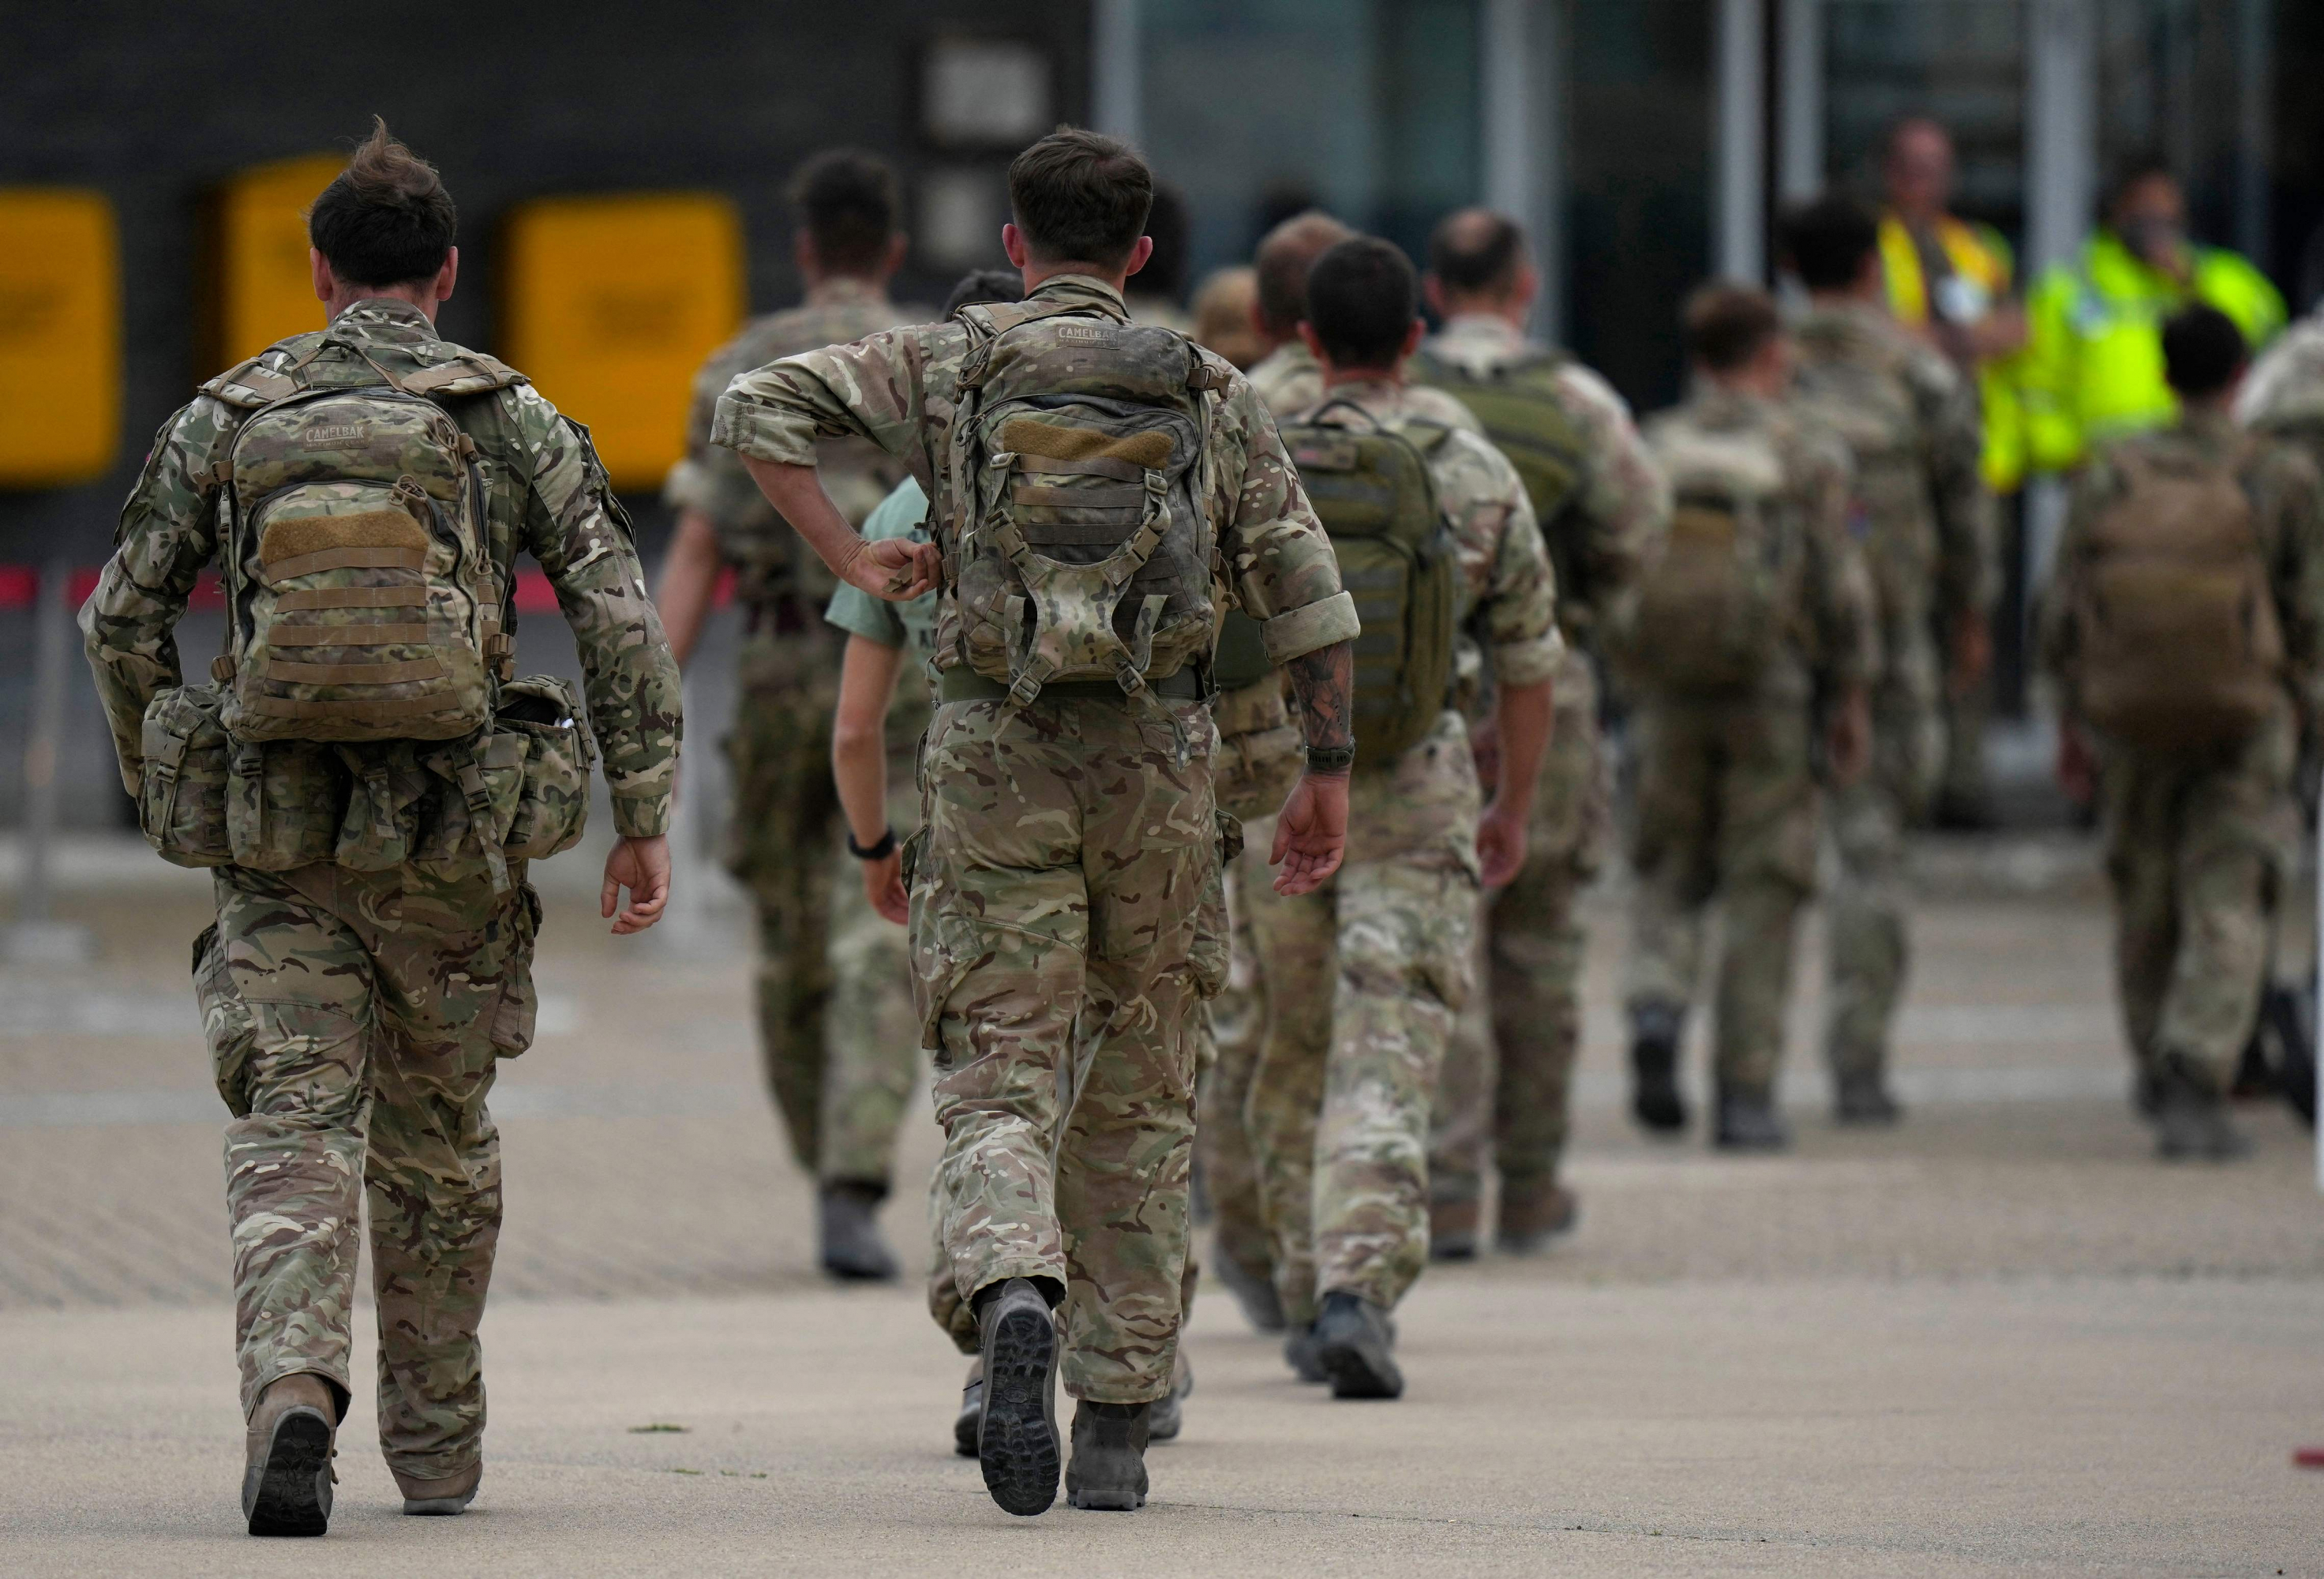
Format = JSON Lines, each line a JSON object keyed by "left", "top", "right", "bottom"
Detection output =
{"left": 196, "top": 859, "right": 538, "bottom": 1483}
{"left": 2099, "top": 711, "right": 2299, "bottom": 1091}
{"left": 1625, "top": 692, "right": 1821, "bottom": 1094}
{"left": 1244, "top": 712, "right": 1480, "bottom": 1322}
{"left": 821, "top": 778, "right": 925, "bottom": 1187}
{"left": 1433, "top": 656, "right": 1606, "bottom": 1213}
{"left": 1825, "top": 640, "right": 1942, "bottom": 1082}
{"left": 727, "top": 628, "right": 909, "bottom": 1189}
{"left": 1196, "top": 812, "right": 1276, "bottom": 1293}
{"left": 912, "top": 694, "right": 1227, "bottom": 1404}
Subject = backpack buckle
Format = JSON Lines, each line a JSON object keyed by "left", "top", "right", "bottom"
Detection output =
{"left": 210, "top": 653, "right": 238, "bottom": 684}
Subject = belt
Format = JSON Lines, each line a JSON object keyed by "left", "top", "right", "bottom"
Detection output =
{"left": 937, "top": 667, "right": 1204, "bottom": 704}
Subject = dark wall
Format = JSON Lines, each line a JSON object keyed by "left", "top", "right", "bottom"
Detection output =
{"left": 0, "top": 0, "right": 1091, "bottom": 564}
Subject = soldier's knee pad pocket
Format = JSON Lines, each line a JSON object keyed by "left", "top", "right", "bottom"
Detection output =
{"left": 193, "top": 924, "right": 258, "bottom": 1116}
{"left": 488, "top": 887, "right": 544, "bottom": 1056}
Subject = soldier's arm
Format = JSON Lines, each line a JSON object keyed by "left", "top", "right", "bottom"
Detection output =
{"left": 1557, "top": 366, "right": 1670, "bottom": 624}
{"left": 2263, "top": 447, "right": 2324, "bottom": 731}
{"left": 2036, "top": 460, "right": 2109, "bottom": 696}
{"left": 1921, "top": 358, "right": 2001, "bottom": 620}
{"left": 513, "top": 389, "right": 683, "bottom": 840}
{"left": 1471, "top": 465, "right": 1561, "bottom": 884}
{"left": 1801, "top": 440, "right": 1880, "bottom": 694}
{"left": 78, "top": 401, "right": 234, "bottom": 794}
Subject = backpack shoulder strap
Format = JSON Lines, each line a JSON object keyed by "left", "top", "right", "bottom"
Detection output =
{"left": 201, "top": 351, "right": 307, "bottom": 409}
{"left": 400, "top": 352, "right": 529, "bottom": 397}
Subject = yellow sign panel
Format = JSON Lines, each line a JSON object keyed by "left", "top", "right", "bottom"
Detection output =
{"left": 501, "top": 194, "right": 744, "bottom": 490}
{"left": 0, "top": 189, "right": 120, "bottom": 487}
{"left": 211, "top": 152, "right": 344, "bottom": 369}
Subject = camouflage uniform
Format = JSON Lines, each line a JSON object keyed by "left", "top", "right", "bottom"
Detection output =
{"left": 1790, "top": 303, "right": 1994, "bottom": 1092}
{"left": 1413, "top": 314, "right": 1668, "bottom": 1234}
{"left": 665, "top": 277, "right": 931, "bottom": 1191}
{"left": 1622, "top": 389, "right": 1878, "bottom": 1097}
{"left": 713, "top": 274, "right": 1355, "bottom": 1405}
{"left": 82, "top": 300, "right": 680, "bottom": 1483}
{"left": 1241, "top": 377, "right": 1561, "bottom": 1323}
{"left": 2240, "top": 310, "right": 2324, "bottom": 471}
{"left": 1247, "top": 340, "right": 1482, "bottom": 436}
{"left": 2039, "top": 408, "right": 2324, "bottom": 1092}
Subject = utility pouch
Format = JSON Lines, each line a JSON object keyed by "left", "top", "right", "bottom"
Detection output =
{"left": 1212, "top": 676, "right": 1301, "bottom": 823}
{"left": 225, "top": 738, "right": 339, "bottom": 871}
{"left": 138, "top": 685, "right": 234, "bottom": 868}
{"left": 494, "top": 675, "right": 594, "bottom": 861}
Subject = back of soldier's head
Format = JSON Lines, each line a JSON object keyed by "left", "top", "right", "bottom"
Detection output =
{"left": 1684, "top": 283, "right": 1783, "bottom": 373}
{"left": 307, "top": 118, "right": 457, "bottom": 289}
{"left": 1191, "top": 266, "right": 1265, "bottom": 369}
{"left": 2161, "top": 305, "right": 2248, "bottom": 400}
{"left": 1006, "top": 128, "right": 1153, "bottom": 270}
{"left": 791, "top": 149, "right": 899, "bottom": 276}
{"left": 1255, "top": 210, "right": 1354, "bottom": 338}
{"left": 944, "top": 268, "right": 1025, "bottom": 319}
{"left": 1427, "top": 208, "right": 1527, "bottom": 302}
{"left": 1305, "top": 237, "right": 1418, "bottom": 371}
{"left": 1780, "top": 196, "right": 1880, "bottom": 293}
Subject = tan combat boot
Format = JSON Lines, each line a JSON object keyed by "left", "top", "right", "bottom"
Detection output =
{"left": 1496, "top": 1182, "right": 1579, "bottom": 1255}
{"left": 242, "top": 1374, "right": 337, "bottom": 1537}
{"left": 394, "top": 1459, "right": 482, "bottom": 1516}
{"left": 1428, "top": 1197, "right": 1482, "bottom": 1262}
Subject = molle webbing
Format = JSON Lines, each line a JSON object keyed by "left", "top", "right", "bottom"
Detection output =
{"left": 263, "top": 656, "right": 446, "bottom": 684}
{"left": 264, "top": 546, "right": 427, "bottom": 583}
{"left": 276, "top": 586, "right": 429, "bottom": 610}
{"left": 244, "top": 692, "right": 469, "bottom": 723}
{"left": 264, "top": 624, "right": 431, "bottom": 647}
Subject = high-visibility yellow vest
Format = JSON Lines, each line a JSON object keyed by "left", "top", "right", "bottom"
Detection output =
{"left": 2021, "top": 231, "right": 2286, "bottom": 474}
{"left": 1880, "top": 212, "right": 2026, "bottom": 493}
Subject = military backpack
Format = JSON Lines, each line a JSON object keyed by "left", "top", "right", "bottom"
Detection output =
{"left": 940, "top": 299, "right": 1230, "bottom": 705}
{"left": 1625, "top": 414, "right": 1803, "bottom": 694}
{"left": 1277, "top": 403, "right": 1458, "bottom": 766}
{"left": 1408, "top": 345, "right": 1590, "bottom": 600}
{"left": 2069, "top": 437, "right": 2282, "bottom": 751}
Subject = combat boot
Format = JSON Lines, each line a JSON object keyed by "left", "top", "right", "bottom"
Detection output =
{"left": 1065, "top": 1401, "right": 1150, "bottom": 1510}
{"left": 1714, "top": 1086, "right": 1790, "bottom": 1151}
{"left": 973, "top": 1276, "right": 1062, "bottom": 1516}
{"left": 1313, "top": 1291, "right": 1404, "bottom": 1400}
{"left": 1428, "top": 1198, "right": 1482, "bottom": 1262}
{"left": 1145, "top": 1357, "right": 1194, "bottom": 1442}
{"left": 2153, "top": 1056, "right": 2252, "bottom": 1162}
{"left": 1834, "top": 1072, "right": 1902, "bottom": 1125}
{"left": 1284, "top": 1321, "right": 1329, "bottom": 1383}
{"left": 1495, "top": 1181, "right": 1577, "bottom": 1255}
{"left": 395, "top": 1460, "right": 480, "bottom": 1517}
{"left": 954, "top": 1357, "right": 984, "bottom": 1457}
{"left": 242, "top": 1373, "right": 336, "bottom": 1537}
{"left": 1211, "top": 1247, "right": 1286, "bottom": 1333}
{"left": 1629, "top": 1002, "right": 1689, "bottom": 1134}
{"left": 818, "top": 1182, "right": 899, "bottom": 1281}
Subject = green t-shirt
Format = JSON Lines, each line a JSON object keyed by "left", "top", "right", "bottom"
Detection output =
{"left": 824, "top": 476, "right": 938, "bottom": 661}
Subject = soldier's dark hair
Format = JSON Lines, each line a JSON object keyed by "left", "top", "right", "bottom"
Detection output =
{"left": 1428, "top": 208, "right": 1526, "bottom": 298}
{"left": 791, "top": 149, "right": 899, "bottom": 276}
{"left": 1254, "top": 210, "right": 1354, "bottom": 336}
{"left": 1006, "top": 127, "right": 1153, "bottom": 270}
{"left": 1139, "top": 182, "right": 1192, "bottom": 302}
{"left": 2161, "top": 304, "right": 2248, "bottom": 398}
{"left": 1684, "top": 283, "right": 1783, "bottom": 371}
{"left": 1304, "top": 237, "right": 1419, "bottom": 370}
{"left": 943, "top": 267, "right": 1025, "bottom": 318}
{"left": 1780, "top": 195, "right": 1880, "bottom": 292}
{"left": 306, "top": 118, "right": 457, "bottom": 289}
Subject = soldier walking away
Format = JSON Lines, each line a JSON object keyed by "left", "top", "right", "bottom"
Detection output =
{"left": 2041, "top": 306, "right": 2324, "bottom": 1161}
{"left": 81, "top": 122, "right": 682, "bottom": 1536}
{"left": 655, "top": 150, "right": 932, "bottom": 1281}
{"left": 1243, "top": 237, "right": 1558, "bottom": 1397}
{"left": 1782, "top": 197, "right": 1996, "bottom": 1125}
{"left": 1615, "top": 286, "right": 1879, "bottom": 1151}
{"left": 712, "top": 128, "right": 1358, "bottom": 1516}
{"left": 1410, "top": 208, "right": 1669, "bottom": 1257}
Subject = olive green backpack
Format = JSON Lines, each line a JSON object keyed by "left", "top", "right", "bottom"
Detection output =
{"left": 1409, "top": 344, "right": 1591, "bottom": 600}
{"left": 1278, "top": 404, "right": 1458, "bottom": 767}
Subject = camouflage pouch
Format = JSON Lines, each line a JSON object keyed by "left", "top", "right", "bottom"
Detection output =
{"left": 494, "top": 675, "right": 594, "bottom": 861}
{"left": 1212, "top": 674, "right": 1302, "bottom": 822}
{"left": 137, "top": 685, "right": 234, "bottom": 868}
{"left": 225, "top": 740, "right": 341, "bottom": 871}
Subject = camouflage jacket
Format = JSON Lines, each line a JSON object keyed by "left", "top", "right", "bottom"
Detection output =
{"left": 1417, "top": 313, "right": 1670, "bottom": 644}
{"left": 84, "top": 299, "right": 682, "bottom": 838}
{"left": 2238, "top": 310, "right": 2324, "bottom": 482}
{"left": 710, "top": 273, "right": 1359, "bottom": 676}
{"left": 665, "top": 277, "right": 934, "bottom": 610}
{"left": 1640, "top": 386, "right": 1880, "bottom": 701}
{"left": 2041, "top": 407, "right": 2324, "bottom": 726}
{"left": 1248, "top": 339, "right": 1482, "bottom": 433}
{"left": 1791, "top": 302, "right": 1996, "bottom": 625}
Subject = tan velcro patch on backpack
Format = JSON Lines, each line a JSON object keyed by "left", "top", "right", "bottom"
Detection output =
{"left": 1000, "top": 419, "right": 1172, "bottom": 471}
{"left": 259, "top": 510, "right": 430, "bottom": 566}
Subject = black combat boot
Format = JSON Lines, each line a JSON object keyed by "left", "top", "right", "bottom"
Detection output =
{"left": 817, "top": 1181, "right": 899, "bottom": 1281}
{"left": 1145, "top": 1357, "right": 1193, "bottom": 1442}
{"left": 1629, "top": 1001, "right": 1689, "bottom": 1134}
{"left": 242, "top": 1374, "right": 337, "bottom": 1537}
{"left": 953, "top": 1357, "right": 984, "bottom": 1457}
{"left": 1715, "top": 1086, "right": 1791, "bottom": 1151}
{"left": 1495, "top": 1180, "right": 1578, "bottom": 1255}
{"left": 2153, "top": 1055, "right": 2252, "bottom": 1161}
{"left": 973, "top": 1277, "right": 1062, "bottom": 1515}
{"left": 1834, "top": 1071, "right": 1902, "bottom": 1125}
{"left": 1428, "top": 1197, "right": 1482, "bottom": 1262}
{"left": 1284, "top": 1320, "right": 1328, "bottom": 1383}
{"left": 1313, "top": 1291, "right": 1404, "bottom": 1400}
{"left": 1065, "top": 1401, "right": 1151, "bottom": 1510}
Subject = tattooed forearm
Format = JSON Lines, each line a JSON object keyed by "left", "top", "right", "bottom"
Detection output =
{"left": 1285, "top": 639, "right": 1354, "bottom": 751}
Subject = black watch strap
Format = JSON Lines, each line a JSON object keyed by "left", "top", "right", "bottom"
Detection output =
{"left": 1304, "top": 744, "right": 1356, "bottom": 774}
{"left": 846, "top": 827, "right": 899, "bottom": 861}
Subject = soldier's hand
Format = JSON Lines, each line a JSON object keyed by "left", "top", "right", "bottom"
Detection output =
{"left": 1826, "top": 687, "right": 1872, "bottom": 788}
{"left": 1475, "top": 800, "right": 1529, "bottom": 889}
{"left": 2056, "top": 718, "right": 2096, "bottom": 806}
{"left": 841, "top": 534, "right": 941, "bottom": 603}
{"left": 864, "top": 849, "right": 909, "bottom": 925}
{"left": 1271, "top": 771, "right": 1349, "bottom": 895}
{"left": 602, "top": 835, "right": 672, "bottom": 935}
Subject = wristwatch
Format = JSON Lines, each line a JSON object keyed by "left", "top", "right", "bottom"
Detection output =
{"left": 846, "top": 827, "right": 899, "bottom": 861}
{"left": 1304, "top": 744, "right": 1356, "bottom": 774}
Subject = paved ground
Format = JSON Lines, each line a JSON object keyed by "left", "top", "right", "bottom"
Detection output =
{"left": 2, "top": 832, "right": 2322, "bottom": 1574}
